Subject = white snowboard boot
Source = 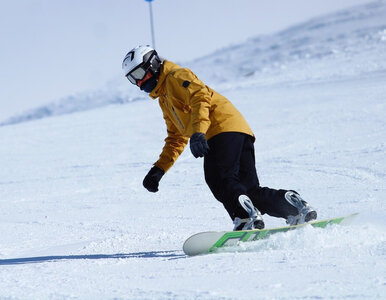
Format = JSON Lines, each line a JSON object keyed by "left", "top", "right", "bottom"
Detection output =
{"left": 285, "top": 191, "right": 317, "bottom": 225}
{"left": 233, "top": 195, "right": 265, "bottom": 231}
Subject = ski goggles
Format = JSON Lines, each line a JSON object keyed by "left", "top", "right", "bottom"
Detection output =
{"left": 125, "top": 52, "right": 156, "bottom": 85}
{"left": 126, "top": 66, "right": 148, "bottom": 84}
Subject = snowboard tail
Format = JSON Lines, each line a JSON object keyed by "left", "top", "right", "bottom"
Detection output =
{"left": 183, "top": 213, "right": 358, "bottom": 256}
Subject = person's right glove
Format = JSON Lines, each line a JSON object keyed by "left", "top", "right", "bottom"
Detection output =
{"left": 189, "top": 132, "right": 210, "bottom": 158}
{"left": 143, "top": 166, "right": 165, "bottom": 193}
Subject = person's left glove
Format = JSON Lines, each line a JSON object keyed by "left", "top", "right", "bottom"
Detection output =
{"left": 143, "top": 166, "right": 165, "bottom": 193}
{"left": 190, "top": 132, "right": 210, "bottom": 158}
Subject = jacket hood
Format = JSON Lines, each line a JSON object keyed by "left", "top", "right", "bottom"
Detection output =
{"left": 149, "top": 60, "right": 181, "bottom": 99}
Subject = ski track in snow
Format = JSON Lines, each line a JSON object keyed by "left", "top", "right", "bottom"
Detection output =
{"left": 1, "top": 2, "right": 386, "bottom": 299}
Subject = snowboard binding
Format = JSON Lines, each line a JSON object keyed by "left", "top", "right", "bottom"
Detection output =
{"left": 233, "top": 195, "right": 265, "bottom": 231}
{"left": 285, "top": 191, "right": 317, "bottom": 225}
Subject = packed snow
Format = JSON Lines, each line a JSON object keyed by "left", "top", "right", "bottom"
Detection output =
{"left": 0, "top": 2, "right": 385, "bottom": 299}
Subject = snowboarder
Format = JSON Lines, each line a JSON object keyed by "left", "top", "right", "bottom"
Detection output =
{"left": 122, "top": 45, "right": 317, "bottom": 230}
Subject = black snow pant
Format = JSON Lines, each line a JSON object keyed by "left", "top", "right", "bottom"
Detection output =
{"left": 204, "top": 132, "right": 298, "bottom": 220}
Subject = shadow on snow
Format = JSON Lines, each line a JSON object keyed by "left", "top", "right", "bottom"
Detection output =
{"left": 0, "top": 250, "right": 186, "bottom": 265}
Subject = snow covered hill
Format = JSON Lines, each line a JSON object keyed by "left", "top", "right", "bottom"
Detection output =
{"left": 0, "top": 2, "right": 385, "bottom": 299}
{"left": 189, "top": 0, "right": 386, "bottom": 85}
{"left": 2, "top": 1, "right": 386, "bottom": 127}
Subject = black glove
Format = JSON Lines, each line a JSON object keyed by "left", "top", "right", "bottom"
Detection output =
{"left": 190, "top": 132, "right": 210, "bottom": 158}
{"left": 143, "top": 166, "right": 165, "bottom": 193}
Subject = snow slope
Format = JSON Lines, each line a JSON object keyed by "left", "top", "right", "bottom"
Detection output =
{"left": 189, "top": 0, "right": 386, "bottom": 85}
{"left": 3, "top": 1, "right": 386, "bottom": 127}
{"left": 0, "top": 2, "right": 385, "bottom": 299}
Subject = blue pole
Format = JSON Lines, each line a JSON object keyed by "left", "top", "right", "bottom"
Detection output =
{"left": 145, "top": 0, "right": 156, "bottom": 48}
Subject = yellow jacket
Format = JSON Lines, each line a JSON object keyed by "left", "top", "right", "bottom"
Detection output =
{"left": 149, "top": 60, "right": 254, "bottom": 172}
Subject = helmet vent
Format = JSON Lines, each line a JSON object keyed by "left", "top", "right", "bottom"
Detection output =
{"left": 126, "top": 51, "right": 135, "bottom": 61}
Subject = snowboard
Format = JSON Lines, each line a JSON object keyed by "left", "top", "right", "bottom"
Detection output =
{"left": 183, "top": 213, "right": 358, "bottom": 256}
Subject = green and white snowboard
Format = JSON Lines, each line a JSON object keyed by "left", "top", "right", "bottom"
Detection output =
{"left": 183, "top": 213, "right": 358, "bottom": 256}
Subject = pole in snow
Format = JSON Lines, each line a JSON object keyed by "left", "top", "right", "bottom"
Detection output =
{"left": 145, "top": 0, "right": 156, "bottom": 48}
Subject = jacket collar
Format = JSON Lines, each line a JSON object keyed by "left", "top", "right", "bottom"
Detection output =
{"left": 149, "top": 60, "right": 181, "bottom": 99}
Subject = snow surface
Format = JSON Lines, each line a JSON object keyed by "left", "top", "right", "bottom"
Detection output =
{"left": 1, "top": 2, "right": 386, "bottom": 299}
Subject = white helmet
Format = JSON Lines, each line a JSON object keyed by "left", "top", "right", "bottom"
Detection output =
{"left": 122, "top": 45, "right": 161, "bottom": 85}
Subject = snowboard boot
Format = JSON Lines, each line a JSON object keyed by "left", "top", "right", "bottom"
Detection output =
{"left": 285, "top": 191, "right": 317, "bottom": 225}
{"left": 233, "top": 195, "right": 265, "bottom": 231}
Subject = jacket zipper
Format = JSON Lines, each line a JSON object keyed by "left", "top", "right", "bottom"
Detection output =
{"left": 171, "top": 106, "right": 185, "bottom": 129}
